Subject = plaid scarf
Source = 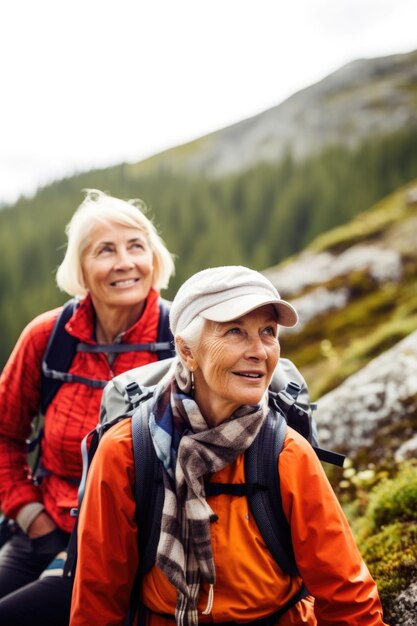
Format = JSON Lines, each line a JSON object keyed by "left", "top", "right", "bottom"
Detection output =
{"left": 148, "top": 360, "right": 268, "bottom": 626}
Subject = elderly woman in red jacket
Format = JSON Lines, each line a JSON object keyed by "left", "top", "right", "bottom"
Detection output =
{"left": 0, "top": 189, "right": 175, "bottom": 626}
{"left": 70, "top": 265, "right": 388, "bottom": 626}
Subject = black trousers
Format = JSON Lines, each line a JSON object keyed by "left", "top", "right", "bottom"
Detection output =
{"left": 0, "top": 527, "right": 72, "bottom": 626}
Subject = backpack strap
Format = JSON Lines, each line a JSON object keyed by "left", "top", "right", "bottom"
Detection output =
{"left": 269, "top": 385, "right": 311, "bottom": 441}
{"left": 63, "top": 401, "right": 149, "bottom": 581}
{"left": 75, "top": 342, "right": 172, "bottom": 354}
{"left": 129, "top": 395, "right": 165, "bottom": 626}
{"left": 141, "top": 583, "right": 309, "bottom": 626}
{"left": 245, "top": 409, "right": 300, "bottom": 576}
{"left": 75, "top": 299, "right": 175, "bottom": 356}
{"left": 62, "top": 423, "right": 100, "bottom": 580}
{"left": 269, "top": 388, "right": 345, "bottom": 468}
{"left": 40, "top": 298, "right": 80, "bottom": 414}
{"left": 41, "top": 298, "right": 175, "bottom": 415}
{"left": 156, "top": 298, "right": 176, "bottom": 360}
{"left": 131, "top": 396, "right": 165, "bottom": 576}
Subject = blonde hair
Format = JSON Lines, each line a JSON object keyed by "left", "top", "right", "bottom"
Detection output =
{"left": 56, "top": 189, "right": 175, "bottom": 297}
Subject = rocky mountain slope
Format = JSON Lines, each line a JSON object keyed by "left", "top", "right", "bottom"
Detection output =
{"left": 265, "top": 180, "right": 417, "bottom": 399}
{"left": 263, "top": 181, "right": 417, "bottom": 625}
{"left": 131, "top": 48, "right": 417, "bottom": 177}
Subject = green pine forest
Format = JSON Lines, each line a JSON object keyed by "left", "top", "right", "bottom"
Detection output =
{"left": 2, "top": 126, "right": 417, "bottom": 369}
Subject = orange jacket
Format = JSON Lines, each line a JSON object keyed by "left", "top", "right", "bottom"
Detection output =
{"left": 0, "top": 289, "right": 162, "bottom": 532}
{"left": 70, "top": 418, "right": 388, "bottom": 626}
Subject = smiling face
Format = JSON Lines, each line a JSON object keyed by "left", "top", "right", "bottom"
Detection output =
{"left": 81, "top": 220, "right": 154, "bottom": 315}
{"left": 179, "top": 305, "right": 280, "bottom": 426}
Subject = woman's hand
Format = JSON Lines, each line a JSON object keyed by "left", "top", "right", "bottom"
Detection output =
{"left": 27, "top": 511, "right": 57, "bottom": 538}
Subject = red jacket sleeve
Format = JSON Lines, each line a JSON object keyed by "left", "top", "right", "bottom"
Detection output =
{"left": 70, "top": 419, "right": 139, "bottom": 626}
{"left": 280, "top": 428, "right": 387, "bottom": 626}
{"left": 0, "top": 309, "right": 58, "bottom": 518}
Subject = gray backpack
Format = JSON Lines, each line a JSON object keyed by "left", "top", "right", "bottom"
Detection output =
{"left": 99, "top": 356, "right": 319, "bottom": 445}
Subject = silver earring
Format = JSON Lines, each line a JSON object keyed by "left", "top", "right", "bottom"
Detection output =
{"left": 190, "top": 370, "right": 195, "bottom": 393}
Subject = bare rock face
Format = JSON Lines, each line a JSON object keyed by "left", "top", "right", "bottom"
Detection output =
{"left": 148, "top": 49, "right": 417, "bottom": 178}
{"left": 265, "top": 242, "right": 404, "bottom": 331}
{"left": 202, "top": 50, "right": 417, "bottom": 176}
{"left": 315, "top": 330, "right": 417, "bottom": 465}
{"left": 389, "top": 582, "right": 417, "bottom": 626}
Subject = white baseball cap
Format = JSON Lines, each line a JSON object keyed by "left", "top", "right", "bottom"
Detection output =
{"left": 170, "top": 265, "right": 298, "bottom": 335}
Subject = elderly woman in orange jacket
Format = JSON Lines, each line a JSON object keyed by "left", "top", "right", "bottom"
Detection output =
{"left": 70, "top": 266, "right": 388, "bottom": 626}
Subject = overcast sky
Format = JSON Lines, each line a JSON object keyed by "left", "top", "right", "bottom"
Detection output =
{"left": 1, "top": 0, "right": 417, "bottom": 205}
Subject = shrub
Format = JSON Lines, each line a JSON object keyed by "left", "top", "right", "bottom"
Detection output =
{"left": 359, "top": 522, "right": 417, "bottom": 620}
{"left": 366, "top": 463, "right": 417, "bottom": 532}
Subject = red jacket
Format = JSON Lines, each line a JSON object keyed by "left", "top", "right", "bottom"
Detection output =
{"left": 0, "top": 289, "right": 162, "bottom": 533}
{"left": 70, "top": 418, "right": 388, "bottom": 626}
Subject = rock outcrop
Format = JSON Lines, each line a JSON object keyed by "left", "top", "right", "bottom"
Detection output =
{"left": 315, "top": 329, "right": 417, "bottom": 464}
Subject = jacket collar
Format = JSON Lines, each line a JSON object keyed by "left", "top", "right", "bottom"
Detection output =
{"left": 64, "top": 288, "right": 161, "bottom": 344}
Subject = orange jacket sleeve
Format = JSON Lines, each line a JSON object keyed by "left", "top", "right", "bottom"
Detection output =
{"left": 279, "top": 428, "right": 387, "bottom": 626}
{"left": 70, "top": 420, "right": 139, "bottom": 626}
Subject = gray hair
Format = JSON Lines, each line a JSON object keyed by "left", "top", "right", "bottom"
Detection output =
{"left": 174, "top": 316, "right": 205, "bottom": 366}
{"left": 56, "top": 189, "right": 175, "bottom": 297}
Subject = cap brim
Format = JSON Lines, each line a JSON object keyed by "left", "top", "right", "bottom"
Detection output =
{"left": 200, "top": 294, "right": 298, "bottom": 328}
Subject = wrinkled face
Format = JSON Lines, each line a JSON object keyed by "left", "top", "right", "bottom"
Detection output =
{"left": 190, "top": 305, "right": 280, "bottom": 425}
{"left": 81, "top": 220, "right": 154, "bottom": 310}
